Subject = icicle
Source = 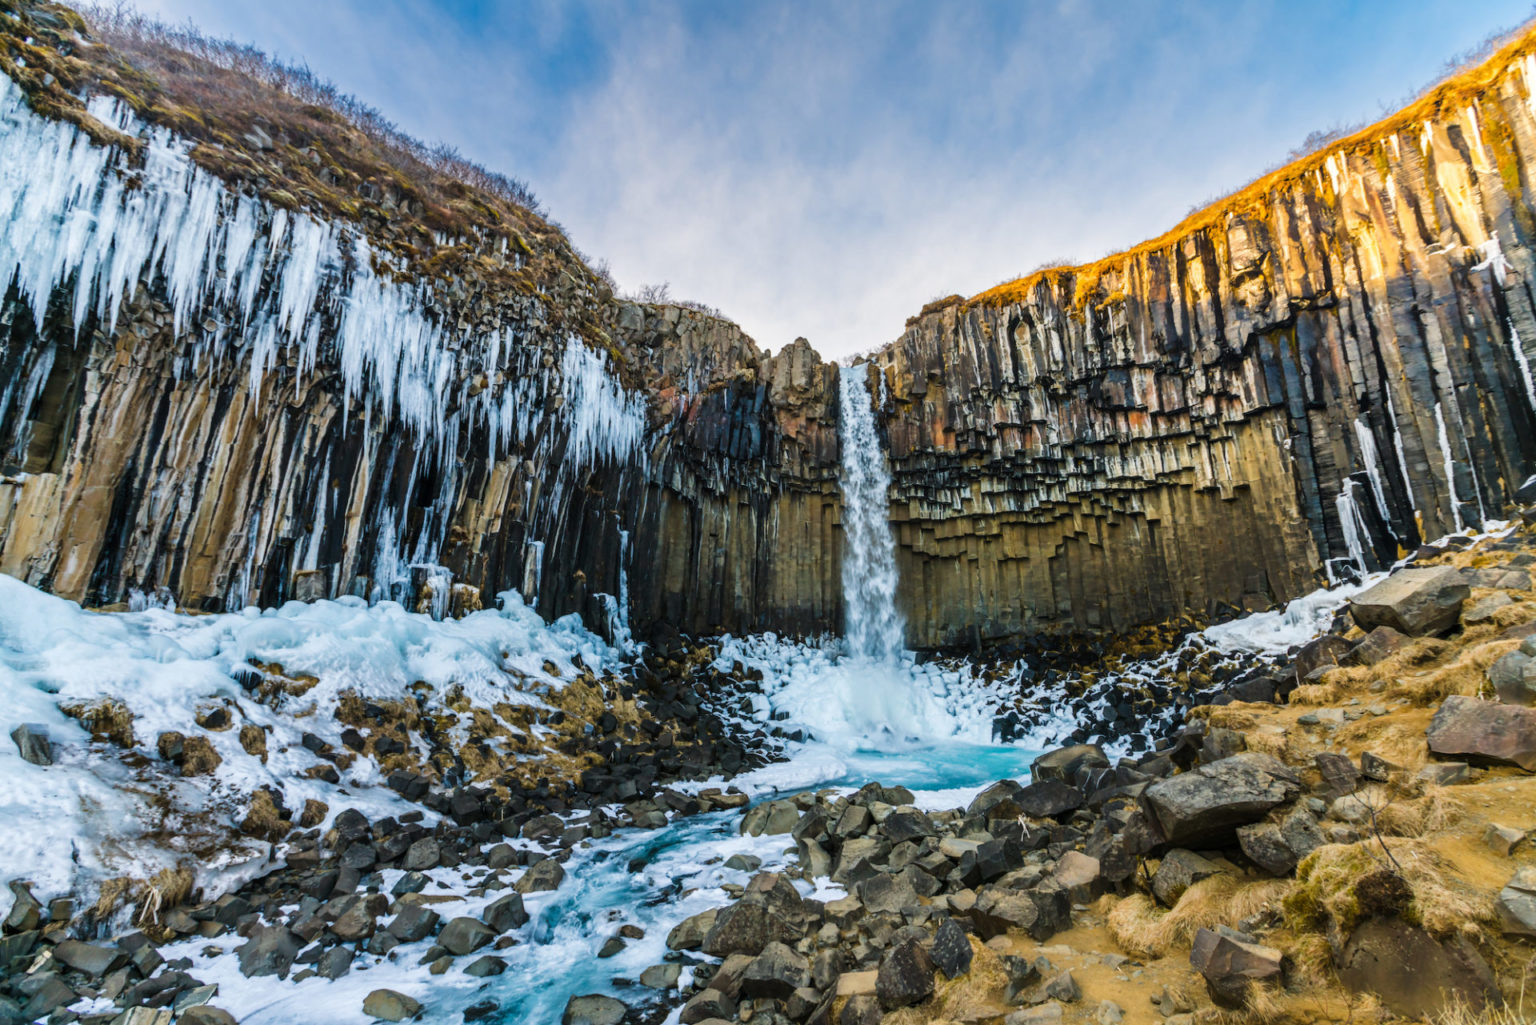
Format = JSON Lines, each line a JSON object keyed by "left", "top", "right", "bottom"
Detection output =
{"left": 1509, "top": 321, "right": 1536, "bottom": 413}
{"left": 1386, "top": 392, "right": 1420, "bottom": 529}
{"left": 1433, "top": 402, "right": 1465, "bottom": 532}
{"left": 1328, "top": 479, "right": 1371, "bottom": 585}
{"left": 1471, "top": 232, "right": 1510, "bottom": 287}
{"left": 1351, "top": 417, "right": 1397, "bottom": 540}
{"left": 558, "top": 336, "right": 647, "bottom": 473}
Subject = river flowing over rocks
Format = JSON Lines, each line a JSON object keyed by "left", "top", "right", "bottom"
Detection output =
{"left": 5, "top": 2, "right": 1536, "bottom": 1024}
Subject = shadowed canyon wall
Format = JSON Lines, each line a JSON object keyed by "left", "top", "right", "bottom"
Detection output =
{"left": 2, "top": 1, "right": 1535, "bottom": 649}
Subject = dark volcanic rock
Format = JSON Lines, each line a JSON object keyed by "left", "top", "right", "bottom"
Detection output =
{"left": 1338, "top": 916, "right": 1501, "bottom": 1018}
{"left": 930, "top": 917, "right": 973, "bottom": 979}
{"left": 876, "top": 938, "right": 936, "bottom": 1010}
{"left": 1141, "top": 753, "right": 1302, "bottom": 847}
{"left": 1427, "top": 695, "right": 1536, "bottom": 770}
{"left": 236, "top": 925, "right": 300, "bottom": 979}
{"left": 1348, "top": 568, "right": 1469, "bottom": 637}
{"left": 1189, "top": 927, "right": 1283, "bottom": 1008}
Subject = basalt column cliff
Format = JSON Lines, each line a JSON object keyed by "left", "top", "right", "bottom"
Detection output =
{"left": 2, "top": 2, "right": 1536, "bottom": 649}
{"left": 873, "top": 58, "right": 1536, "bottom": 647}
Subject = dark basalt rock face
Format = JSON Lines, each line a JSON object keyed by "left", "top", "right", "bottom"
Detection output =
{"left": 1, "top": 3, "right": 1535, "bottom": 648}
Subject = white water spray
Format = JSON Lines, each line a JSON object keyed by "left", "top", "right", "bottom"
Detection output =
{"left": 837, "top": 362, "right": 906, "bottom": 662}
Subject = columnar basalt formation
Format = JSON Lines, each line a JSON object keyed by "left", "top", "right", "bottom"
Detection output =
{"left": 620, "top": 307, "right": 843, "bottom": 639}
{"left": 871, "top": 44, "right": 1536, "bottom": 647}
{"left": 2, "top": 0, "right": 1536, "bottom": 649}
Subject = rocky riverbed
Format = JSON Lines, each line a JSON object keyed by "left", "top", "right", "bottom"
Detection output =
{"left": 3, "top": 503, "right": 1535, "bottom": 1025}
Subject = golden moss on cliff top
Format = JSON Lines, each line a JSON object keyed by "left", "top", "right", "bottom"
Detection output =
{"left": 968, "top": 16, "right": 1536, "bottom": 313}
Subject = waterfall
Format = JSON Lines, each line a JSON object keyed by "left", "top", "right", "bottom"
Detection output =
{"left": 837, "top": 362, "right": 906, "bottom": 661}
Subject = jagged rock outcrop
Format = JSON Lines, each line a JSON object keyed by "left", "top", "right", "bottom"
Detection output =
{"left": 619, "top": 306, "right": 843, "bottom": 638}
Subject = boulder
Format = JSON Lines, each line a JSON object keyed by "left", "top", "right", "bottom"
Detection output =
{"left": 561, "top": 995, "right": 626, "bottom": 1025}
{"left": 1050, "top": 851, "right": 1102, "bottom": 902}
{"left": 483, "top": 892, "right": 529, "bottom": 933}
{"left": 929, "top": 916, "right": 973, "bottom": 979}
{"left": 740, "top": 799, "right": 799, "bottom": 836}
{"left": 1189, "top": 927, "right": 1283, "bottom": 1007}
{"left": 235, "top": 924, "right": 299, "bottom": 979}
{"left": 53, "top": 939, "right": 124, "bottom": 976}
{"left": 1485, "top": 824, "right": 1527, "bottom": 857}
{"left": 1141, "top": 754, "right": 1302, "bottom": 847}
{"left": 402, "top": 838, "right": 440, "bottom": 871}
{"left": 179, "top": 1009, "right": 238, "bottom": 1025}
{"left": 1338, "top": 916, "right": 1501, "bottom": 1018}
{"left": 1293, "top": 635, "right": 1354, "bottom": 682}
{"left": 741, "top": 941, "right": 809, "bottom": 999}
{"left": 876, "top": 938, "right": 935, "bottom": 1010}
{"left": 1426, "top": 695, "right": 1536, "bottom": 770}
{"left": 3, "top": 881, "right": 41, "bottom": 932}
{"left": 1006, "top": 1004, "right": 1064, "bottom": 1024}
{"left": 1348, "top": 567, "right": 1468, "bottom": 636}
{"left": 1237, "top": 804, "right": 1326, "bottom": 875}
{"left": 701, "top": 873, "right": 805, "bottom": 957}
{"left": 1042, "top": 969, "right": 1080, "bottom": 1003}
{"left": 385, "top": 904, "right": 440, "bottom": 943}
{"left": 514, "top": 858, "right": 565, "bottom": 893}
{"left": 666, "top": 908, "right": 718, "bottom": 951}
{"left": 1348, "top": 626, "right": 1411, "bottom": 667}
{"left": 1497, "top": 867, "right": 1536, "bottom": 937}
{"left": 1015, "top": 780, "right": 1084, "bottom": 818}
{"left": 857, "top": 872, "right": 919, "bottom": 914}
{"left": 464, "top": 955, "right": 506, "bottom": 977}
{"left": 1031, "top": 744, "right": 1109, "bottom": 784}
{"left": 1489, "top": 653, "right": 1536, "bottom": 707}
{"left": 362, "top": 989, "right": 421, "bottom": 1022}
{"left": 970, "top": 885, "right": 1070, "bottom": 942}
{"left": 317, "top": 945, "right": 354, "bottom": 980}
{"left": 678, "top": 988, "right": 735, "bottom": 1024}
{"left": 9, "top": 724, "right": 51, "bottom": 766}
{"left": 968, "top": 780, "right": 1026, "bottom": 819}
{"left": 1152, "top": 849, "right": 1221, "bottom": 907}
{"left": 437, "top": 917, "right": 495, "bottom": 956}
{"left": 640, "top": 963, "right": 682, "bottom": 990}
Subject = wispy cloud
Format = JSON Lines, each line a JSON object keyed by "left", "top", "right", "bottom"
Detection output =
{"left": 125, "top": 0, "right": 1533, "bottom": 357}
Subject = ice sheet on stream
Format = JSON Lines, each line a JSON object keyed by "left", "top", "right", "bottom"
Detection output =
{"left": 0, "top": 574, "right": 622, "bottom": 905}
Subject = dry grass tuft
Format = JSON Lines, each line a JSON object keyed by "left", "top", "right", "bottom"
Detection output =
{"left": 1108, "top": 875, "right": 1291, "bottom": 959}
{"left": 1287, "top": 840, "right": 1495, "bottom": 941}
{"left": 1389, "top": 641, "right": 1509, "bottom": 706}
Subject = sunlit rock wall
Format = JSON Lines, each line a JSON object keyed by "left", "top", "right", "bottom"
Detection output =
{"left": 873, "top": 53, "right": 1536, "bottom": 647}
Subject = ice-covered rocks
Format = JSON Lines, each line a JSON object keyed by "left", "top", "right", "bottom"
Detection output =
{"left": 9, "top": 723, "right": 51, "bottom": 766}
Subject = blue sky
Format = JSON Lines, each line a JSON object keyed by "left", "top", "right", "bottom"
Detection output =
{"left": 130, "top": 0, "right": 1535, "bottom": 357}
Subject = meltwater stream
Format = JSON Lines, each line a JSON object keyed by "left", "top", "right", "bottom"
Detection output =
{"left": 444, "top": 363, "right": 1047, "bottom": 1023}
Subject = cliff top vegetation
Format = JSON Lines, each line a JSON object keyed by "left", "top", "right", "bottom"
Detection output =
{"left": 0, "top": 0, "right": 614, "bottom": 338}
